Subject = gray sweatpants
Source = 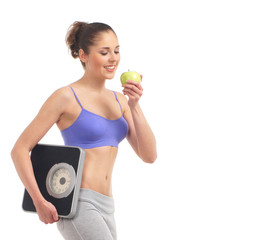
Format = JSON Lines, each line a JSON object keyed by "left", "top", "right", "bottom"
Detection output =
{"left": 57, "top": 188, "right": 117, "bottom": 240}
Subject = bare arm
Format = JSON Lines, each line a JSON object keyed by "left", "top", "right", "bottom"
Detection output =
{"left": 126, "top": 103, "right": 157, "bottom": 163}
{"left": 120, "top": 79, "right": 157, "bottom": 163}
{"left": 11, "top": 87, "right": 69, "bottom": 224}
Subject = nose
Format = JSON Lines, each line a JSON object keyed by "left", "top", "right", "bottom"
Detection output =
{"left": 109, "top": 52, "right": 118, "bottom": 63}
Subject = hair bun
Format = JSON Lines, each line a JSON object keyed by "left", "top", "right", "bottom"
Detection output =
{"left": 65, "top": 21, "right": 88, "bottom": 59}
{"left": 65, "top": 21, "right": 115, "bottom": 68}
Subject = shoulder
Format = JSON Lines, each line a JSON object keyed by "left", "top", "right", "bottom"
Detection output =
{"left": 45, "top": 86, "right": 74, "bottom": 111}
{"left": 113, "top": 91, "right": 128, "bottom": 108}
{"left": 50, "top": 86, "right": 74, "bottom": 102}
{"left": 113, "top": 91, "right": 127, "bottom": 103}
{"left": 52, "top": 85, "right": 72, "bottom": 97}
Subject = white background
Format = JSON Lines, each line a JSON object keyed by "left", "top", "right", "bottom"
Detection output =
{"left": 1, "top": 0, "right": 258, "bottom": 239}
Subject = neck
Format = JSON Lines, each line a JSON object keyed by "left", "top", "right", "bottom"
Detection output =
{"left": 79, "top": 70, "right": 106, "bottom": 93}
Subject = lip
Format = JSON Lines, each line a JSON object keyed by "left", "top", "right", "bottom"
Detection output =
{"left": 104, "top": 65, "right": 116, "bottom": 72}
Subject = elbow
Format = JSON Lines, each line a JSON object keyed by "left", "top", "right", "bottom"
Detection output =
{"left": 138, "top": 146, "right": 158, "bottom": 164}
{"left": 11, "top": 146, "right": 18, "bottom": 163}
{"left": 11, "top": 144, "right": 29, "bottom": 163}
{"left": 149, "top": 153, "right": 158, "bottom": 164}
{"left": 11, "top": 147, "right": 16, "bottom": 159}
{"left": 143, "top": 153, "right": 157, "bottom": 164}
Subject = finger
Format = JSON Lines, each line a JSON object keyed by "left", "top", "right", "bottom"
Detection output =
{"left": 48, "top": 219, "right": 55, "bottom": 224}
{"left": 126, "top": 80, "right": 143, "bottom": 91}
{"left": 123, "top": 88, "right": 134, "bottom": 95}
{"left": 123, "top": 88, "right": 140, "bottom": 99}
{"left": 122, "top": 90, "right": 130, "bottom": 97}
{"left": 123, "top": 90, "right": 134, "bottom": 99}
{"left": 123, "top": 84, "right": 143, "bottom": 96}
{"left": 122, "top": 88, "right": 131, "bottom": 96}
{"left": 52, "top": 210, "right": 59, "bottom": 221}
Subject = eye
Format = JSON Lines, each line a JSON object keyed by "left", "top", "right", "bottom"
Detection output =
{"left": 100, "top": 52, "right": 108, "bottom": 56}
{"left": 114, "top": 50, "right": 120, "bottom": 54}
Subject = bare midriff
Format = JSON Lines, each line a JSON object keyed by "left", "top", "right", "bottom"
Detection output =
{"left": 80, "top": 146, "right": 118, "bottom": 197}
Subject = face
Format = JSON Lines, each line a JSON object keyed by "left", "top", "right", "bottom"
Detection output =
{"left": 81, "top": 31, "right": 120, "bottom": 80}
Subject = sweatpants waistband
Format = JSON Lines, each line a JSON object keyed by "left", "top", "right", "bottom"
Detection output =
{"left": 79, "top": 188, "right": 115, "bottom": 214}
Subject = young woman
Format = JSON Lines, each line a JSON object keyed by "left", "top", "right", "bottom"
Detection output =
{"left": 11, "top": 21, "right": 157, "bottom": 240}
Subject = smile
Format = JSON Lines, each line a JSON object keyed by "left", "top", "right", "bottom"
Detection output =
{"left": 104, "top": 65, "right": 116, "bottom": 72}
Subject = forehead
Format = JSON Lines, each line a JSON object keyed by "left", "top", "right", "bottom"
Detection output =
{"left": 93, "top": 31, "right": 119, "bottom": 48}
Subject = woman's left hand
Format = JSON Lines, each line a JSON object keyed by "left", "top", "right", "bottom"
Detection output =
{"left": 122, "top": 76, "right": 143, "bottom": 108}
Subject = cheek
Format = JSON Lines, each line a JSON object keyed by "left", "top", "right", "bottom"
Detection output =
{"left": 92, "top": 55, "right": 106, "bottom": 69}
{"left": 117, "top": 55, "right": 121, "bottom": 64}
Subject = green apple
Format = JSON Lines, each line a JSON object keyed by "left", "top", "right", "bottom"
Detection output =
{"left": 120, "top": 70, "right": 141, "bottom": 84}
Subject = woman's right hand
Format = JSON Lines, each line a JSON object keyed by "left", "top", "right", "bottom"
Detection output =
{"left": 34, "top": 198, "right": 59, "bottom": 224}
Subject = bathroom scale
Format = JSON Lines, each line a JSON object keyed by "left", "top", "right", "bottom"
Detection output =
{"left": 22, "top": 143, "right": 86, "bottom": 218}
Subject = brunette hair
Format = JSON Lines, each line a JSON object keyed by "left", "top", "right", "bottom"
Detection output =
{"left": 65, "top": 21, "right": 116, "bottom": 67}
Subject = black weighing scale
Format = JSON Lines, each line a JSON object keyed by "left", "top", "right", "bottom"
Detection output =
{"left": 22, "top": 144, "right": 86, "bottom": 218}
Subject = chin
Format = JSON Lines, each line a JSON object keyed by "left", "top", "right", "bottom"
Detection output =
{"left": 104, "top": 73, "right": 116, "bottom": 80}
{"left": 106, "top": 76, "right": 115, "bottom": 80}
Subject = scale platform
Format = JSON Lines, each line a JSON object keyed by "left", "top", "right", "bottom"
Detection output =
{"left": 22, "top": 144, "right": 86, "bottom": 218}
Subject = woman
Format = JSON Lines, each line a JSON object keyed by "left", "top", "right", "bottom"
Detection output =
{"left": 11, "top": 21, "right": 157, "bottom": 240}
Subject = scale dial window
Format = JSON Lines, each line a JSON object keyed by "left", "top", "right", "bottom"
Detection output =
{"left": 46, "top": 163, "right": 76, "bottom": 199}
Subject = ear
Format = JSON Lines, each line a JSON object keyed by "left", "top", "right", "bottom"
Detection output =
{"left": 79, "top": 49, "right": 88, "bottom": 64}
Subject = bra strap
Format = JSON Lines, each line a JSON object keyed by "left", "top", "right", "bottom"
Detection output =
{"left": 69, "top": 86, "right": 84, "bottom": 109}
{"left": 113, "top": 91, "right": 122, "bottom": 114}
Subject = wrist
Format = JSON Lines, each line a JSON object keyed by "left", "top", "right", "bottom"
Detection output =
{"left": 32, "top": 192, "right": 45, "bottom": 206}
{"left": 128, "top": 102, "right": 140, "bottom": 110}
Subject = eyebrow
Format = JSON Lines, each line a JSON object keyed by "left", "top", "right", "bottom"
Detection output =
{"left": 99, "top": 45, "right": 120, "bottom": 50}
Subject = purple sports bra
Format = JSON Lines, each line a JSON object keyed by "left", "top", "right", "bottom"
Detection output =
{"left": 61, "top": 86, "right": 129, "bottom": 149}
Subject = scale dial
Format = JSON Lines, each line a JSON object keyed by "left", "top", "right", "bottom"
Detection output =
{"left": 46, "top": 163, "right": 76, "bottom": 199}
